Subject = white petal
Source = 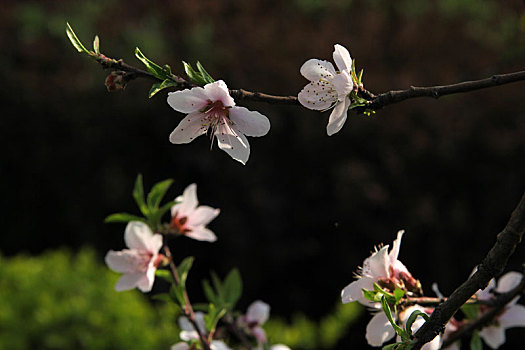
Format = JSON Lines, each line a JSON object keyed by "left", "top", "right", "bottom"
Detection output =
{"left": 366, "top": 312, "right": 396, "bottom": 346}
{"left": 229, "top": 106, "right": 270, "bottom": 137}
{"left": 496, "top": 271, "right": 523, "bottom": 293}
{"left": 169, "top": 112, "right": 208, "bottom": 144}
{"left": 173, "top": 184, "right": 199, "bottom": 217}
{"left": 333, "top": 44, "right": 352, "bottom": 72}
{"left": 216, "top": 124, "right": 250, "bottom": 164}
{"left": 499, "top": 304, "right": 525, "bottom": 328}
{"left": 477, "top": 276, "right": 497, "bottom": 300}
{"left": 185, "top": 226, "right": 217, "bottom": 242}
{"left": 247, "top": 300, "right": 270, "bottom": 325}
{"left": 329, "top": 70, "right": 353, "bottom": 100}
{"left": 115, "top": 272, "right": 144, "bottom": 291}
{"left": 298, "top": 82, "right": 338, "bottom": 111}
{"left": 167, "top": 87, "right": 209, "bottom": 113}
{"left": 136, "top": 271, "right": 155, "bottom": 292}
{"left": 188, "top": 206, "right": 220, "bottom": 227}
{"left": 203, "top": 80, "right": 235, "bottom": 107}
{"left": 105, "top": 250, "right": 141, "bottom": 273}
{"left": 479, "top": 325, "right": 506, "bottom": 349}
{"left": 363, "top": 245, "right": 390, "bottom": 278}
{"left": 300, "top": 59, "right": 336, "bottom": 81}
{"left": 270, "top": 346, "right": 291, "bottom": 350}
{"left": 326, "top": 97, "right": 350, "bottom": 136}
{"left": 178, "top": 316, "right": 195, "bottom": 332}
{"left": 124, "top": 221, "right": 154, "bottom": 250}
{"left": 211, "top": 341, "right": 233, "bottom": 350}
{"left": 171, "top": 342, "right": 190, "bottom": 350}
{"left": 389, "top": 230, "right": 405, "bottom": 264}
{"left": 341, "top": 277, "right": 375, "bottom": 305}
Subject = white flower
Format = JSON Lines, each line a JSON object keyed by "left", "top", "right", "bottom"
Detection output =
{"left": 173, "top": 313, "right": 232, "bottom": 350}
{"left": 167, "top": 80, "right": 271, "bottom": 164}
{"left": 238, "top": 300, "right": 270, "bottom": 343}
{"left": 341, "top": 230, "right": 418, "bottom": 307}
{"left": 105, "top": 221, "right": 163, "bottom": 292}
{"left": 398, "top": 306, "right": 441, "bottom": 350}
{"left": 170, "top": 183, "right": 220, "bottom": 242}
{"left": 476, "top": 271, "right": 525, "bottom": 349}
{"left": 365, "top": 311, "right": 396, "bottom": 347}
{"left": 298, "top": 44, "right": 354, "bottom": 136}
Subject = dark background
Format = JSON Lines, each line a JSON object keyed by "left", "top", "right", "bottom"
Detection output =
{"left": 2, "top": 0, "right": 525, "bottom": 348}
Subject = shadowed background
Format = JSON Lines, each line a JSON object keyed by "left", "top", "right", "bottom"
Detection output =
{"left": 2, "top": 0, "right": 525, "bottom": 348}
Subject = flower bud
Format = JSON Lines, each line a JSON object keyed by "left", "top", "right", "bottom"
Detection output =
{"left": 105, "top": 71, "right": 127, "bottom": 91}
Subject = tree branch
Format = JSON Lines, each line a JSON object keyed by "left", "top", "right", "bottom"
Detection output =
{"left": 411, "top": 191, "right": 525, "bottom": 349}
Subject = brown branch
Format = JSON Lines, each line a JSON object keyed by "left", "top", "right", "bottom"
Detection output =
{"left": 440, "top": 274, "right": 525, "bottom": 349}
{"left": 411, "top": 191, "right": 525, "bottom": 349}
{"left": 162, "top": 245, "right": 212, "bottom": 350}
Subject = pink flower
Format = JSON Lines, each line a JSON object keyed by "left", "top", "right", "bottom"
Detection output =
{"left": 170, "top": 183, "right": 220, "bottom": 242}
{"left": 476, "top": 271, "right": 525, "bottom": 349}
{"left": 105, "top": 221, "right": 163, "bottom": 292}
{"left": 238, "top": 300, "right": 270, "bottom": 344}
{"left": 341, "top": 230, "right": 419, "bottom": 306}
{"left": 167, "top": 80, "right": 271, "bottom": 164}
{"left": 298, "top": 44, "right": 354, "bottom": 136}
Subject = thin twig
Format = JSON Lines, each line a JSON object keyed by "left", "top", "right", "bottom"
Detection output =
{"left": 162, "top": 245, "right": 212, "bottom": 350}
{"left": 411, "top": 191, "right": 525, "bottom": 349}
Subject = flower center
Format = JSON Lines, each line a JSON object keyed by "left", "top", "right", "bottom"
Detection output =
{"left": 170, "top": 214, "right": 191, "bottom": 235}
{"left": 200, "top": 100, "right": 234, "bottom": 145}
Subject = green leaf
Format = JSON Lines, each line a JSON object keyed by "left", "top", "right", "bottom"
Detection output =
{"left": 461, "top": 303, "right": 480, "bottom": 320}
{"left": 210, "top": 271, "right": 223, "bottom": 299}
{"left": 133, "top": 174, "right": 149, "bottom": 216}
{"left": 104, "top": 212, "right": 146, "bottom": 224}
{"left": 155, "top": 269, "right": 175, "bottom": 284}
{"left": 148, "top": 79, "right": 179, "bottom": 98}
{"left": 183, "top": 61, "right": 207, "bottom": 86}
{"left": 196, "top": 61, "right": 215, "bottom": 84}
{"left": 405, "top": 310, "right": 429, "bottom": 336}
{"left": 394, "top": 288, "right": 405, "bottom": 304}
{"left": 177, "top": 256, "right": 195, "bottom": 288}
{"left": 147, "top": 179, "right": 173, "bottom": 210}
{"left": 66, "top": 22, "right": 89, "bottom": 54}
{"left": 169, "top": 284, "right": 186, "bottom": 307}
{"left": 202, "top": 279, "right": 218, "bottom": 304}
{"left": 204, "top": 304, "right": 227, "bottom": 333}
{"left": 151, "top": 293, "right": 172, "bottom": 302}
{"left": 380, "top": 296, "right": 409, "bottom": 341}
{"left": 135, "top": 47, "right": 172, "bottom": 80}
{"left": 363, "top": 289, "right": 378, "bottom": 302}
{"left": 470, "top": 331, "right": 482, "bottom": 350}
{"left": 93, "top": 35, "right": 100, "bottom": 55}
{"left": 222, "top": 268, "right": 242, "bottom": 310}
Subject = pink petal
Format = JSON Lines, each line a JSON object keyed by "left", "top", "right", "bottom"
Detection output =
{"left": 300, "top": 59, "right": 336, "bottom": 81}
{"left": 189, "top": 206, "right": 220, "bottom": 227}
{"left": 216, "top": 124, "right": 250, "bottom": 164}
{"left": 500, "top": 304, "right": 525, "bottom": 328}
{"left": 363, "top": 245, "right": 390, "bottom": 278}
{"left": 326, "top": 97, "right": 350, "bottom": 136}
{"left": 124, "top": 221, "right": 155, "bottom": 250}
{"left": 247, "top": 300, "right": 270, "bottom": 325}
{"left": 167, "top": 87, "right": 209, "bottom": 113}
{"left": 186, "top": 226, "right": 217, "bottom": 242}
{"left": 136, "top": 271, "right": 155, "bottom": 292}
{"left": 172, "top": 184, "right": 199, "bottom": 217}
{"left": 229, "top": 107, "right": 270, "bottom": 137}
{"left": 366, "top": 312, "right": 396, "bottom": 346}
{"left": 203, "top": 80, "right": 235, "bottom": 107}
{"left": 333, "top": 44, "right": 352, "bottom": 72}
{"left": 169, "top": 112, "right": 208, "bottom": 144}
{"left": 252, "top": 326, "right": 267, "bottom": 343}
{"left": 389, "top": 230, "right": 405, "bottom": 265}
{"left": 298, "top": 82, "right": 338, "bottom": 111}
{"left": 115, "top": 272, "right": 145, "bottom": 291}
{"left": 341, "top": 277, "right": 375, "bottom": 305}
{"left": 105, "top": 249, "right": 140, "bottom": 273}
{"left": 479, "top": 325, "right": 506, "bottom": 349}
{"left": 496, "top": 271, "right": 523, "bottom": 293}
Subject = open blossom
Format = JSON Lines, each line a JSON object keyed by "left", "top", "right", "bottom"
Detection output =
{"left": 341, "top": 230, "right": 420, "bottom": 307}
{"left": 167, "top": 80, "right": 271, "bottom": 164}
{"left": 105, "top": 221, "right": 164, "bottom": 292}
{"left": 171, "top": 312, "right": 232, "bottom": 350}
{"left": 298, "top": 44, "right": 354, "bottom": 136}
{"left": 238, "top": 300, "right": 270, "bottom": 344}
{"left": 476, "top": 271, "right": 525, "bottom": 349}
{"left": 170, "top": 183, "right": 220, "bottom": 242}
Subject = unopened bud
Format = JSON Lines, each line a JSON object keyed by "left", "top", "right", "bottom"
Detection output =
{"left": 105, "top": 71, "right": 127, "bottom": 91}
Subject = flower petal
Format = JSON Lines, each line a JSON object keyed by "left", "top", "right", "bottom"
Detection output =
{"left": 210, "top": 341, "right": 233, "bottom": 350}
{"left": 167, "top": 87, "right": 209, "bottom": 113}
{"left": 105, "top": 250, "right": 140, "bottom": 273}
{"left": 189, "top": 206, "right": 220, "bottom": 227}
{"left": 389, "top": 230, "right": 405, "bottom": 265}
{"left": 366, "top": 311, "right": 396, "bottom": 346}
{"left": 204, "top": 80, "right": 235, "bottom": 107}
{"left": 499, "top": 304, "right": 525, "bottom": 328}
{"left": 136, "top": 271, "right": 155, "bottom": 292}
{"left": 252, "top": 326, "right": 267, "bottom": 343}
{"left": 363, "top": 245, "right": 390, "bottom": 278}
{"left": 300, "top": 59, "right": 336, "bottom": 81}
{"left": 298, "top": 82, "right": 338, "bottom": 111}
{"left": 216, "top": 124, "right": 250, "bottom": 164}
{"left": 170, "top": 342, "right": 190, "bottom": 350}
{"left": 125, "top": 221, "right": 155, "bottom": 250}
{"left": 326, "top": 97, "right": 350, "bottom": 136}
{"left": 169, "top": 112, "right": 208, "bottom": 144}
{"left": 341, "top": 276, "right": 376, "bottom": 306}
{"left": 172, "top": 183, "right": 199, "bottom": 217}
{"left": 496, "top": 271, "right": 523, "bottom": 293}
{"left": 333, "top": 44, "right": 352, "bottom": 72}
{"left": 115, "top": 272, "right": 145, "bottom": 291}
{"left": 247, "top": 300, "right": 270, "bottom": 325}
{"left": 479, "top": 325, "right": 506, "bottom": 349}
{"left": 329, "top": 70, "right": 353, "bottom": 100}
{"left": 229, "top": 106, "right": 270, "bottom": 137}
{"left": 186, "top": 226, "right": 217, "bottom": 242}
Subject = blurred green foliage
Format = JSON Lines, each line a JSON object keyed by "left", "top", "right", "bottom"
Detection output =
{"left": 0, "top": 248, "right": 179, "bottom": 349}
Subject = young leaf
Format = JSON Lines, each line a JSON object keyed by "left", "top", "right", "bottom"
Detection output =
{"left": 177, "top": 256, "right": 195, "bottom": 288}
{"left": 196, "top": 61, "right": 215, "bottom": 84}
{"left": 470, "top": 331, "right": 482, "bottom": 350}
{"left": 380, "top": 296, "right": 409, "bottom": 341}
{"left": 170, "top": 284, "right": 186, "bottom": 307}
{"left": 93, "top": 35, "right": 100, "bottom": 55}
{"left": 133, "top": 174, "right": 149, "bottom": 216}
{"left": 461, "top": 303, "right": 480, "bottom": 320}
{"left": 66, "top": 22, "right": 89, "bottom": 54}
{"left": 135, "top": 47, "right": 171, "bottom": 80}
{"left": 394, "top": 288, "right": 405, "bottom": 304}
{"left": 204, "top": 303, "right": 227, "bottom": 333}
{"left": 210, "top": 271, "right": 224, "bottom": 300}
{"left": 405, "top": 310, "right": 429, "bottom": 336}
{"left": 182, "top": 61, "right": 207, "bottom": 86}
{"left": 222, "top": 268, "right": 242, "bottom": 309}
{"left": 151, "top": 293, "right": 172, "bottom": 302}
{"left": 202, "top": 279, "right": 218, "bottom": 304}
{"left": 147, "top": 179, "right": 173, "bottom": 210}
{"left": 155, "top": 269, "right": 175, "bottom": 284}
{"left": 148, "top": 79, "right": 179, "bottom": 98}
{"left": 363, "top": 289, "right": 378, "bottom": 302}
{"left": 104, "top": 212, "right": 146, "bottom": 224}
